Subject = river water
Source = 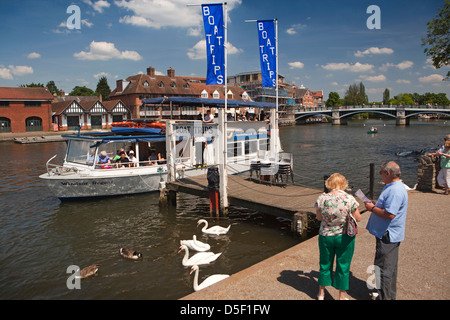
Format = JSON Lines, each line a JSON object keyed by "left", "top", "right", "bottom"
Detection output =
{"left": 0, "top": 119, "right": 448, "bottom": 299}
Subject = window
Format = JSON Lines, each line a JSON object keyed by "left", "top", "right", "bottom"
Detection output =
{"left": 159, "top": 81, "right": 164, "bottom": 88}
{"left": 25, "top": 117, "right": 42, "bottom": 131}
{"left": 143, "top": 80, "right": 149, "bottom": 87}
{"left": 242, "top": 92, "right": 249, "bottom": 100}
{"left": 24, "top": 101, "right": 41, "bottom": 107}
{"left": 213, "top": 90, "right": 220, "bottom": 99}
{"left": 201, "top": 90, "right": 208, "bottom": 99}
{"left": 0, "top": 101, "right": 9, "bottom": 107}
{"left": 171, "top": 82, "right": 176, "bottom": 88}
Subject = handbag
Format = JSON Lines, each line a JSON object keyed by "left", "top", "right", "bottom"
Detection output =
{"left": 346, "top": 212, "right": 358, "bottom": 237}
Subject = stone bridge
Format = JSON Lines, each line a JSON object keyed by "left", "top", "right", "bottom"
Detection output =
{"left": 294, "top": 105, "right": 450, "bottom": 125}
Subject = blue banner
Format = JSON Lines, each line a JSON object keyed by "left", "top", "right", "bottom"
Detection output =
{"left": 257, "top": 20, "right": 276, "bottom": 88}
{"left": 202, "top": 3, "right": 225, "bottom": 85}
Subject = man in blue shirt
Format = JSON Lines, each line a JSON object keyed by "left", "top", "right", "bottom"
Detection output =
{"left": 365, "top": 161, "right": 408, "bottom": 300}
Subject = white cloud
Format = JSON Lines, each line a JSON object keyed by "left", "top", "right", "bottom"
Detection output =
{"left": 288, "top": 61, "right": 304, "bottom": 69}
{"left": 354, "top": 47, "right": 394, "bottom": 57}
{"left": 82, "top": 19, "right": 94, "bottom": 28}
{"left": 321, "top": 62, "right": 374, "bottom": 73}
{"left": 93, "top": 72, "right": 111, "bottom": 79}
{"left": 361, "top": 74, "right": 386, "bottom": 82}
{"left": 83, "top": 0, "right": 111, "bottom": 13}
{"left": 187, "top": 39, "right": 242, "bottom": 60}
{"left": 418, "top": 74, "right": 445, "bottom": 83}
{"left": 74, "top": 41, "right": 142, "bottom": 61}
{"left": 9, "top": 65, "right": 34, "bottom": 76}
{"left": 0, "top": 65, "right": 33, "bottom": 79}
{"left": 396, "top": 79, "right": 411, "bottom": 84}
{"left": 115, "top": 0, "right": 242, "bottom": 29}
{"left": 286, "top": 23, "right": 306, "bottom": 35}
{"left": 27, "top": 52, "right": 41, "bottom": 59}
{"left": 379, "top": 60, "right": 414, "bottom": 71}
{"left": 0, "top": 67, "right": 13, "bottom": 80}
{"left": 396, "top": 61, "right": 414, "bottom": 70}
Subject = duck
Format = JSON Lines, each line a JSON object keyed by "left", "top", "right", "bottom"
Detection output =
{"left": 197, "top": 219, "right": 231, "bottom": 235}
{"left": 120, "top": 247, "right": 143, "bottom": 260}
{"left": 178, "top": 244, "right": 222, "bottom": 266}
{"left": 190, "top": 265, "right": 229, "bottom": 291}
{"left": 77, "top": 264, "right": 100, "bottom": 279}
{"left": 180, "top": 235, "right": 211, "bottom": 252}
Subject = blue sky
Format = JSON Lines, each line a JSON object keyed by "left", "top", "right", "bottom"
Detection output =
{"left": 0, "top": 0, "right": 449, "bottom": 102}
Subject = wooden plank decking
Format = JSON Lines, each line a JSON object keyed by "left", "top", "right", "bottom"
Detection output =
{"left": 166, "top": 173, "right": 324, "bottom": 220}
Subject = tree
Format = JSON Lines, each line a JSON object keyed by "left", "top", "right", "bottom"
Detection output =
{"left": 343, "top": 82, "right": 368, "bottom": 105}
{"left": 383, "top": 88, "right": 390, "bottom": 105}
{"left": 19, "top": 82, "right": 44, "bottom": 88}
{"left": 422, "top": 0, "right": 450, "bottom": 69}
{"left": 326, "top": 92, "right": 340, "bottom": 107}
{"left": 69, "top": 86, "right": 96, "bottom": 96}
{"left": 46, "top": 81, "right": 60, "bottom": 95}
{"left": 95, "top": 76, "right": 111, "bottom": 101}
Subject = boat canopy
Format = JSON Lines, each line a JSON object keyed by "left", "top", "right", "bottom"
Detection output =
{"left": 141, "top": 97, "right": 277, "bottom": 109}
{"left": 61, "top": 134, "right": 167, "bottom": 144}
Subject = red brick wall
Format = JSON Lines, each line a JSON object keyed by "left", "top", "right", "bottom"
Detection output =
{"left": 0, "top": 100, "right": 52, "bottom": 133}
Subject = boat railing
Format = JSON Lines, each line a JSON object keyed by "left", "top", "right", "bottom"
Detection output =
{"left": 45, "top": 155, "right": 81, "bottom": 176}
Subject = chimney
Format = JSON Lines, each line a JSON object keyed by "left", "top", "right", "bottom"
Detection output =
{"left": 147, "top": 67, "right": 155, "bottom": 77}
{"left": 116, "top": 80, "right": 123, "bottom": 92}
{"left": 59, "top": 90, "right": 65, "bottom": 97}
{"left": 167, "top": 67, "right": 175, "bottom": 78}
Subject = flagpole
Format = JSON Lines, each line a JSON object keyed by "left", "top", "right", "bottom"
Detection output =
{"left": 221, "top": 2, "right": 229, "bottom": 213}
{"left": 189, "top": 2, "right": 228, "bottom": 214}
{"left": 275, "top": 18, "right": 279, "bottom": 156}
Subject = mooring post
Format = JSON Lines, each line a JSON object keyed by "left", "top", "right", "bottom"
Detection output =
{"left": 369, "top": 163, "right": 375, "bottom": 199}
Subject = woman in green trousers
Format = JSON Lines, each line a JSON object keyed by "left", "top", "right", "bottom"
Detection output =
{"left": 314, "top": 173, "right": 361, "bottom": 300}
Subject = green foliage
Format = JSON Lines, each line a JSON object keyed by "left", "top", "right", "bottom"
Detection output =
{"left": 95, "top": 76, "right": 111, "bottom": 101}
{"left": 326, "top": 91, "right": 340, "bottom": 107}
{"left": 343, "top": 82, "right": 368, "bottom": 106}
{"left": 69, "top": 86, "right": 96, "bottom": 96}
{"left": 422, "top": 0, "right": 450, "bottom": 68}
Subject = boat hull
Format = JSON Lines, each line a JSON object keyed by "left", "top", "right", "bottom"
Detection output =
{"left": 39, "top": 170, "right": 168, "bottom": 200}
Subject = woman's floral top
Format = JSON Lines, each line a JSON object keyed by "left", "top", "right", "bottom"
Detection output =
{"left": 314, "top": 191, "right": 358, "bottom": 236}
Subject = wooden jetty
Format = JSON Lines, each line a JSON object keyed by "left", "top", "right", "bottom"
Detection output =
{"left": 166, "top": 173, "right": 328, "bottom": 238}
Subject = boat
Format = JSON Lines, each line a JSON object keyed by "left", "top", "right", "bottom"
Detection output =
{"left": 367, "top": 126, "right": 378, "bottom": 134}
{"left": 40, "top": 117, "right": 288, "bottom": 200}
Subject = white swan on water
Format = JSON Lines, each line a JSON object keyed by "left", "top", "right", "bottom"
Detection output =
{"left": 178, "top": 244, "right": 222, "bottom": 266}
{"left": 180, "top": 235, "right": 211, "bottom": 252}
{"left": 190, "top": 265, "right": 229, "bottom": 291}
{"left": 197, "top": 219, "right": 230, "bottom": 235}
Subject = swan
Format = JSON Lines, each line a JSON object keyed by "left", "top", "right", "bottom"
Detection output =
{"left": 180, "top": 235, "right": 211, "bottom": 252}
{"left": 197, "top": 219, "right": 230, "bottom": 235}
{"left": 178, "top": 244, "right": 222, "bottom": 266}
{"left": 190, "top": 265, "right": 229, "bottom": 291}
{"left": 76, "top": 264, "right": 100, "bottom": 279}
{"left": 120, "top": 247, "right": 143, "bottom": 260}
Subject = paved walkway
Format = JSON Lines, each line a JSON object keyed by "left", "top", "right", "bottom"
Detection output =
{"left": 181, "top": 190, "right": 449, "bottom": 300}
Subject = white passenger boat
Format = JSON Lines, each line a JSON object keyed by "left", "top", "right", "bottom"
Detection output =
{"left": 40, "top": 117, "right": 286, "bottom": 200}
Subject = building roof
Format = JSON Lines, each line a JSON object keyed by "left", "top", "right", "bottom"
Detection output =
{"left": 0, "top": 87, "right": 54, "bottom": 101}
{"left": 109, "top": 67, "right": 250, "bottom": 101}
{"left": 102, "top": 99, "right": 129, "bottom": 112}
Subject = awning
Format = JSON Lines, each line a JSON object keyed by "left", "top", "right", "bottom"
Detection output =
{"left": 141, "top": 96, "right": 276, "bottom": 109}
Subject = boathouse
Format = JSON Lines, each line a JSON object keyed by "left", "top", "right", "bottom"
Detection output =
{"left": 0, "top": 87, "right": 54, "bottom": 133}
{"left": 51, "top": 97, "right": 130, "bottom": 131}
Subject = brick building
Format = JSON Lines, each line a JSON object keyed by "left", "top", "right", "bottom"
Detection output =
{"left": 109, "top": 66, "right": 251, "bottom": 118}
{"left": 0, "top": 87, "right": 54, "bottom": 133}
{"left": 293, "top": 86, "right": 324, "bottom": 109}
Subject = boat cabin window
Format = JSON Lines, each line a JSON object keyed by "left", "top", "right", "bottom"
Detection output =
{"left": 66, "top": 140, "right": 98, "bottom": 164}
